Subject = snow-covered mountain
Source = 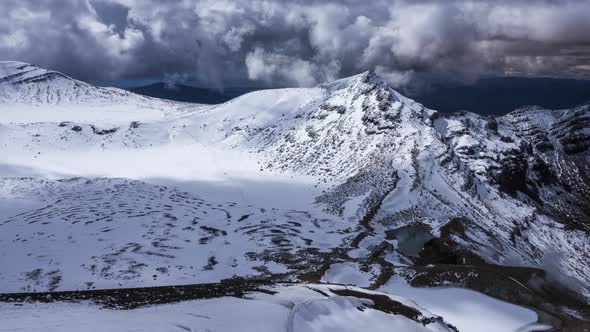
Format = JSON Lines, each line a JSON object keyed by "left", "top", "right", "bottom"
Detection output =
{"left": 1, "top": 62, "right": 589, "bottom": 329}
{"left": 0, "top": 61, "right": 201, "bottom": 125}
{"left": 0, "top": 61, "right": 152, "bottom": 106}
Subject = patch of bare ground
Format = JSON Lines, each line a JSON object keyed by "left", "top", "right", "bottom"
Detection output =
{"left": 0, "top": 277, "right": 274, "bottom": 310}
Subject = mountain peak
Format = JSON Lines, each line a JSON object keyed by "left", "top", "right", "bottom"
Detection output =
{"left": 358, "top": 69, "right": 385, "bottom": 85}
{"left": 0, "top": 61, "right": 36, "bottom": 79}
{"left": 0, "top": 61, "right": 143, "bottom": 106}
{"left": 317, "top": 69, "right": 388, "bottom": 92}
{"left": 0, "top": 60, "right": 31, "bottom": 68}
{"left": 0, "top": 61, "right": 70, "bottom": 85}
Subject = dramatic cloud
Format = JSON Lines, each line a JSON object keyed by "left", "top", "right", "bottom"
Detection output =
{"left": 1, "top": 0, "right": 589, "bottom": 90}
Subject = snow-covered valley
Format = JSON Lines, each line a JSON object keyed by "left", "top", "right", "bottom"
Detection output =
{"left": 1, "top": 61, "right": 589, "bottom": 331}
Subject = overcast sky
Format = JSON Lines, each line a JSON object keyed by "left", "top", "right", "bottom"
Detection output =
{"left": 1, "top": 0, "right": 589, "bottom": 90}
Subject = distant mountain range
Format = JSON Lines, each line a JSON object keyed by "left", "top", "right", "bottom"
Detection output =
{"left": 125, "top": 77, "right": 590, "bottom": 115}
{"left": 409, "top": 77, "right": 590, "bottom": 115}
{"left": 127, "top": 83, "right": 259, "bottom": 104}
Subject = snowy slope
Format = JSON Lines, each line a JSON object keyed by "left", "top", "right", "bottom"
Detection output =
{"left": 0, "top": 282, "right": 549, "bottom": 332}
{"left": 0, "top": 61, "right": 202, "bottom": 124}
{"left": 0, "top": 284, "right": 464, "bottom": 332}
{"left": 0, "top": 60, "right": 589, "bottom": 326}
{"left": 0, "top": 61, "right": 134, "bottom": 105}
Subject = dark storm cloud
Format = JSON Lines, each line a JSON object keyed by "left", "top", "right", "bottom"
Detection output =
{"left": 1, "top": 0, "right": 589, "bottom": 90}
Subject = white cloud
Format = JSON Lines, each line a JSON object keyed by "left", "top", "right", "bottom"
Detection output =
{"left": 246, "top": 47, "right": 325, "bottom": 87}
{"left": 1, "top": 0, "right": 588, "bottom": 88}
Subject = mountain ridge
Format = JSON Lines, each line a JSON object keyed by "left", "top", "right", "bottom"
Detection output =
{"left": 0, "top": 61, "right": 137, "bottom": 105}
